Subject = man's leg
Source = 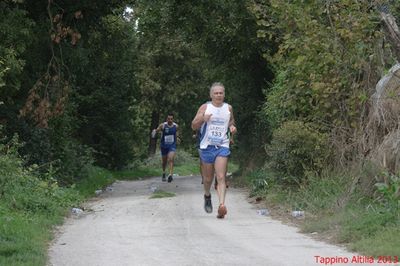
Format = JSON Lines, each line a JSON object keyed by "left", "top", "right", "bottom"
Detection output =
{"left": 202, "top": 162, "right": 214, "bottom": 213}
{"left": 161, "top": 153, "right": 168, "bottom": 181}
{"left": 167, "top": 151, "right": 176, "bottom": 182}
{"left": 202, "top": 163, "right": 214, "bottom": 196}
{"left": 214, "top": 156, "right": 228, "bottom": 205}
{"left": 199, "top": 151, "right": 204, "bottom": 184}
{"left": 215, "top": 156, "right": 228, "bottom": 218}
{"left": 200, "top": 160, "right": 203, "bottom": 184}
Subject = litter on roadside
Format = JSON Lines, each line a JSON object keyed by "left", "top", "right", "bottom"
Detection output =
{"left": 291, "top": 210, "right": 305, "bottom": 218}
{"left": 71, "top": 208, "right": 83, "bottom": 215}
{"left": 257, "top": 209, "right": 269, "bottom": 216}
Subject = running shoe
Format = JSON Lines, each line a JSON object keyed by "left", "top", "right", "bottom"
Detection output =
{"left": 217, "top": 204, "right": 227, "bottom": 219}
{"left": 162, "top": 173, "right": 166, "bottom": 182}
{"left": 204, "top": 194, "right": 212, "bottom": 213}
{"left": 167, "top": 175, "right": 173, "bottom": 183}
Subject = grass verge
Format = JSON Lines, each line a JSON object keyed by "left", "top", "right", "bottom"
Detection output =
{"left": 0, "top": 164, "right": 114, "bottom": 266}
{"left": 150, "top": 190, "right": 176, "bottom": 199}
{"left": 239, "top": 168, "right": 400, "bottom": 257}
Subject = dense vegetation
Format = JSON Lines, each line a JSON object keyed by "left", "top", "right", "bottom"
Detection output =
{"left": 1, "top": 0, "right": 400, "bottom": 263}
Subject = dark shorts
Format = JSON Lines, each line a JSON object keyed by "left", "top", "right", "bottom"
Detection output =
{"left": 200, "top": 145, "right": 230, "bottom": 164}
{"left": 161, "top": 146, "right": 176, "bottom": 156}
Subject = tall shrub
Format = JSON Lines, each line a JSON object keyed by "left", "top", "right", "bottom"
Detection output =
{"left": 266, "top": 121, "right": 330, "bottom": 185}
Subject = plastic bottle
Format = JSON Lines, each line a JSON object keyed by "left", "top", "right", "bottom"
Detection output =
{"left": 71, "top": 208, "right": 83, "bottom": 214}
{"left": 257, "top": 209, "right": 269, "bottom": 216}
{"left": 291, "top": 210, "right": 305, "bottom": 217}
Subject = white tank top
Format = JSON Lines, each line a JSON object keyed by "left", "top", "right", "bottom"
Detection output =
{"left": 199, "top": 102, "right": 230, "bottom": 149}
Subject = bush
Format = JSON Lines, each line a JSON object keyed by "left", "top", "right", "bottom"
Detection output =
{"left": 375, "top": 172, "right": 400, "bottom": 214}
{"left": 243, "top": 169, "right": 275, "bottom": 197}
{"left": 266, "top": 120, "right": 330, "bottom": 185}
{"left": 0, "top": 134, "right": 81, "bottom": 214}
{"left": 13, "top": 116, "right": 95, "bottom": 185}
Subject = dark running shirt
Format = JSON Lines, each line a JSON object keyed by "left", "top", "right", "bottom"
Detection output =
{"left": 161, "top": 122, "right": 177, "bottom": 148}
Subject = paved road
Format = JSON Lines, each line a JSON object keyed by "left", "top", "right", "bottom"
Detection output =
{"left": 48, "top": 175, "right": 379, "bottom": 266}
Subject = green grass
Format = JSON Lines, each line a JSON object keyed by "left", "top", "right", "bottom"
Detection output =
{"left": 76, "top": 166, "right": 115, "bottom": 197}
{"left": 150, "top": 190, "right": 176, "bottom": 199}
{"left": 352, "top": 226, "right": 400, "bottom": 256}
{"left": 227, "top": 161, "right": 239, "bottom": 175}
{"left": 111, "top": 167, "right": 159, "bottom": 180}
{"left": 338, "top": 205, "right": 398, "bottom": 242}
{"left": 300, "top": 196, "right": 400, "bottom": 256}
{"left": 0, "top": 209, "right": 62, "bottom": 266}
{"left": 246, "top": 168, "right": 400, "bottom": 256}
{"left": 0, "top": 162, "right": 116, "bottom": 266}
{"left": 174, "top": 163, "right": 200, "bottom": 176}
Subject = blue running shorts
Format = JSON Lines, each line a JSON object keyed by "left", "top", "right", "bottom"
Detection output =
{"left": 161, "top": 146, "right": 176, "bottom": 156}
{"left": 200, "top": 145, "right": 230, "bottom": 164}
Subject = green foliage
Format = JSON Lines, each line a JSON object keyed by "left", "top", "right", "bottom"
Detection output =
{"left": 351, "top": 226, "right": 400, "bottom": 257}
{"left": 0, "top": 211, "right": 51, "bottom": 266}
{"left": 254, "top": 166, "right": 400, "bottom": 255}
{"left": 375, "top": 172, "right": 400, "bottom": 213}
{"left": 71, "top": 13, "right": 143, "bottom": 169}
{"left": 252, "top": 0, "right": 389, "bottom": 166}
{"left": 135, "top": 0, "right": 271, "bottom": 160}
{"left": 339, "top": 203, "right": 398, "bottom": 244}
{"left": 266, "top": 121, "right": 329, "bottom": 184}
{"left": 0, "top": 132, "right": 116, "bottom": 265}
{"left": 263, "top": 71, "right": 294, "bottom": 131}
{"left": 0, "top": 134, "right": 23, "bottom": 196}
{"left": 11, "top": 111, "right": 95, "bottom": 185}
{"left": 289, "top": 173, "right": 348, "bottom": 212}
{"left": 135, "top": 0, "right": 209, "bottom": 149}
{"left": 0, "top": 150, "right": 77, "bottom": 213}
{"left": 0, "top": 60, "right": 8, "bottom": 89}
{"left": 0, "top": 3, "right": 34, "bottom": 98}
{"left": 76, "top": 166, "right": 114, "bottom": 198}
{"left": 0, "top": 134, "right": 81, "bottom": 216}
{"left": 242, "top": 169, "right": 274, "bottom": 197}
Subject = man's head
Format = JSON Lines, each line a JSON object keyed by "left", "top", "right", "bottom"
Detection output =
{"left": 209, "top": 82, "right": 225, "bottom": 104}
{"left": 166, "top": 113, "right": 174, "bottom": 125}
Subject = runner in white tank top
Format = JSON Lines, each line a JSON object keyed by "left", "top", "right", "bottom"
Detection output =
{"left": 199, "top": 102, "right": 230, "bottom": 149}
{"left": 191, "top": 82, "right": 237, "bottom": 219}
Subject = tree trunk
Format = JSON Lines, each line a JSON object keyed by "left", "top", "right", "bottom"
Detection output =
{"left": 380, "top": 11, "right": 400, "bottom": 60}
{"left": 148, "top": 110, "right": 160, "bottom": 155}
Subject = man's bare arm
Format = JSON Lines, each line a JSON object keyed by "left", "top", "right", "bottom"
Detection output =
{"left": 191, "top": 104, "right": 207, "bottom": 130}
{"left": 228, "top": 105, "right": 237, "bottom": 134}
{"left": 176, "top": 124, "right": 181, "bottom": 144}
{"left": 155, "top": 123, "right": 164, "bottom": 132}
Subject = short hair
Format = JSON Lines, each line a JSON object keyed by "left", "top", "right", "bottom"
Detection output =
{"left": 167, "top": 113, "right": 174, "bottom": 117}
{"left": 209, "top": 82, "right": 225, "bottom": 96}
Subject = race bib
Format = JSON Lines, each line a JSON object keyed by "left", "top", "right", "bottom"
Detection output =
{"left": 208, "top": 124, "right": 226, "bottom": 145}
{"left": 164, "top": 135, "right": 174, "bottom": 144}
